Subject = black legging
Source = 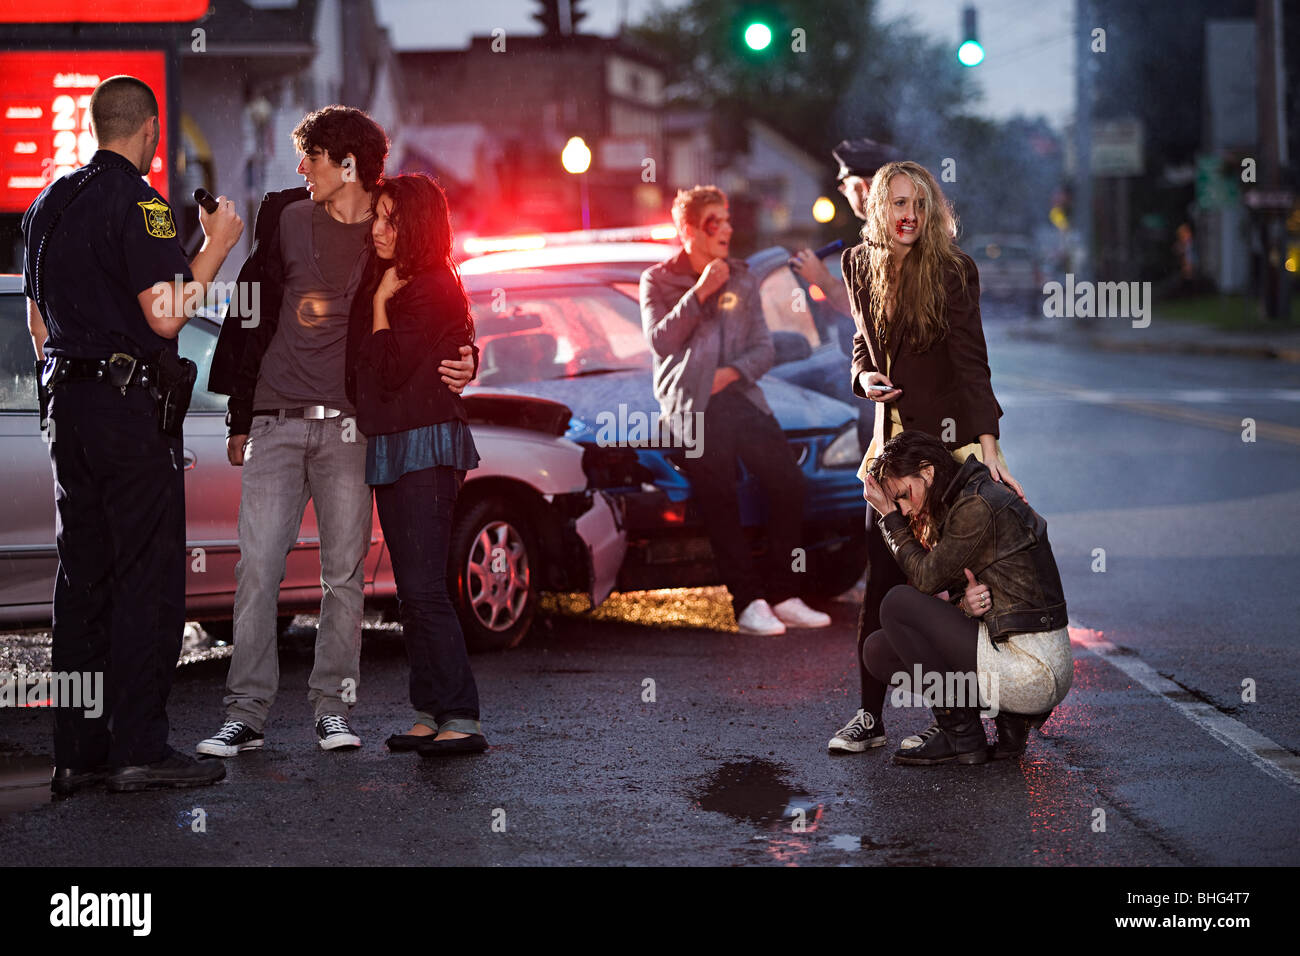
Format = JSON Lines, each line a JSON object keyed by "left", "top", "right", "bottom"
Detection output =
{"left": 857, "top": 507, "right": 909, "bottom": 706}
{"left": 860, "top": 584, "right": 979, "bottom": 723}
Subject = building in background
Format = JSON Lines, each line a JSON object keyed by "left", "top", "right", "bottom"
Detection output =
{"left": 178, "top": 0, "right": 402, "bottom": 280}
{"left": 0, "top": 0, "right": 401, "bottom": 282}
{"left": 398, "top": 33, "right": 667, "bottom": 237}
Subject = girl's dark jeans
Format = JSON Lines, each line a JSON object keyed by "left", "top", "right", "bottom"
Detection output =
{"left": 373, "top": 465, "right": 480, "bottom": 731}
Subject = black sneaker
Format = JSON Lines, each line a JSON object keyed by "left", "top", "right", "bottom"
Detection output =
{"left": 316, "top": 714, "right": 361, "bottom": 751}
{"left": 827, "top": 709, "right": 887, "bottom": 753}
{"left": 107, "top": 749, "right": 227, "bottom": 792}
{"left": 196, "top": 718, "right": 265, "bottom": 757}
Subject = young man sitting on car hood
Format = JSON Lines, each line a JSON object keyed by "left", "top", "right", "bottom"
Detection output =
{"left": 638, "top": 185, "right": 830, "bottom": 636}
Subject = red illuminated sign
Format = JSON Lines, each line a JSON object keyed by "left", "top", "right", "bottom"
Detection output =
{"left": 0, "top": 51, "right": 170, "bottom": 214}
{"left": 0, "top": 1, "right": 207, "bottom": 23}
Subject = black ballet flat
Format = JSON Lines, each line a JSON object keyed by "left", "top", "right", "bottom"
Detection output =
{"left": 385, "top": 732, "right": 435, "bottom": 752}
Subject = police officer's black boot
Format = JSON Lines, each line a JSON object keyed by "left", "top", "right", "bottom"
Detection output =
{"left": 892, "top": 707, "right": 989, "bottom": 766}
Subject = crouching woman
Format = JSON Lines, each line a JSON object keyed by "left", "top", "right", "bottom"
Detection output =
{"left": 860, "top": 429, "right": 1072, "bottom": 764}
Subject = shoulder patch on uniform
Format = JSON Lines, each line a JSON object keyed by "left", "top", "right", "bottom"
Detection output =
{"left": 137, "top": 198, "right": 177, "bottom": 239}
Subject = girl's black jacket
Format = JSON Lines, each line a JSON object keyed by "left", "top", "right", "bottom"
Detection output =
{"left": 344, "top": 260, "right": 478, "bottom": 437}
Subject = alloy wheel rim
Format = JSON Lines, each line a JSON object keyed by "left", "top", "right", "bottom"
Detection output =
{"left": 466, "top": 519, "right": 530, "bottom": 632}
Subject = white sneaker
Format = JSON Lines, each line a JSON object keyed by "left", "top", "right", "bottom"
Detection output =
{"left": 771, "top": 597, "right": 831, "bottom": 629}
{"left": 316, "top": 714, "right": 361, "bottom": 751}
{"left": 899, "top": 721, "right": 941, "bottom": 750}
{"left": 827, "top": 709, "right": 887, "bottom": 753}
{"left": 736, "top": 599, "right": 786, "bottom": 635}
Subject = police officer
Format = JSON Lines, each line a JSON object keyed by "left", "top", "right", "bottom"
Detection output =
{"left": 788, "top": 137, "right": 897, "bottom": 315}
{"left": 21, "top": 75, "right": 243, "bottom": 793}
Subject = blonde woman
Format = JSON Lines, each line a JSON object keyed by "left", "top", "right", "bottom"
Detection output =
{"left": 827, "top": 160, "right": 1025, "bottom": 754}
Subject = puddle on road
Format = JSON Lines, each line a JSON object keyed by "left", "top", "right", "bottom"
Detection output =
{"left": 696, "top": 758, "right": 814, "bottom": 827}
{"left": 0, "top": 754, "right": 52, "bottom": 817}
{"left": 694, "top": 759, "right": 833, "bottom": 865}
{"left": 828, "top": 834, "right": 860, "bottom": 852}
{"left": 693, "top": 759, "right": 949, "bottom": 864}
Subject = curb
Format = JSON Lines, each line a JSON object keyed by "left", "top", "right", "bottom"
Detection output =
{"left": 1087, "top": 335, "right": 1300, "bottom": 363}
{"left": 1000, "top": 323, "right": 1300, "bottom": 363}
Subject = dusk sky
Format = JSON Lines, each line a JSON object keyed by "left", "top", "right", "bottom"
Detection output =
{"left": 375, "top": 0, "right": 1077, "bottom": 128}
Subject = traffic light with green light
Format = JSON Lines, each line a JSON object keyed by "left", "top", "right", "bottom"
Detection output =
{"left": 743, "top": 19, "right": 773, "bottom": 51}
{"left": 958, "top": 5, "right": 984, "bottom": 66}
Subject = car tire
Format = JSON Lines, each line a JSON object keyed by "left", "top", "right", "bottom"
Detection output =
{"left": 802, "top": 532, "right": 868, "bottom": 599}
{"left": 449, "top": 495, "right": 541, "bottom": 652}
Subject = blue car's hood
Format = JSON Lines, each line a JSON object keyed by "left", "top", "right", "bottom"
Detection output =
{"left": 467, "top": 370, "right": 856, "bottom": 441}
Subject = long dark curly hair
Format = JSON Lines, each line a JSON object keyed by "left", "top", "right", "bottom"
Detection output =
{"left": 373, "top": 173, "right": 474, "bottom": 344}
{"left": 867, "top": 430, "right": 960, "bottom": 548}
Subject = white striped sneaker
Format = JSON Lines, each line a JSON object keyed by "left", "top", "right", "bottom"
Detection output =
{"left": 316, "top": 714, "right": 361, "bottom": 750}
{"left": 827, "top": 709, "right": 887, "bottom": 753}
{"left": 196, "top": 719, "right": 264, "bottom": 757}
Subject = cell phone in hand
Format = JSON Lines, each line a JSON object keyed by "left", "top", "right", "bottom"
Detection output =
{"left": 866, "top": 383, "right": 899, "bottom": 393}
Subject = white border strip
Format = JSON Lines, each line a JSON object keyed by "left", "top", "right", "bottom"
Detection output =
{"left": 1071, "top": 624, "right": 1300, "bottom": 789}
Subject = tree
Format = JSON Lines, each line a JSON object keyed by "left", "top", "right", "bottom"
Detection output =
{"left": 628, "top": 0, "right": 980, "bottom": 162}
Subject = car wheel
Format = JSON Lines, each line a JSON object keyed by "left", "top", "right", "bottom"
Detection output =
{"left": 802, "top": 532, "right": 868, "bottom": 599}
{"left": 450, "top": 495, "right": 540, "bottom": 652}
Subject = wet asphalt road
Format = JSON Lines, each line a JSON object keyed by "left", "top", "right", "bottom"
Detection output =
{"left": 2, "top": 309, "right": 1298, "bottom": 865}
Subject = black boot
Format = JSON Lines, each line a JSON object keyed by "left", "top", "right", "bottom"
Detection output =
{"left": 892, "top": 707, "right": 989, "bottom": 766}
{"left": 991, "top": 713, "right": 1031, "bottom": 759}
{"left": 991, "top": 709, "right": 1054, "bottom": 760}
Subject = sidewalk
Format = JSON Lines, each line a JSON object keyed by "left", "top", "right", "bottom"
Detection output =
{"left": 995, "top": 313, "right": 1300, "bottom": 363}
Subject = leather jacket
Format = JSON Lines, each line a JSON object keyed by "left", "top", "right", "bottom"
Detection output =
{"left": 639, "top": 250, "right": 775, "bottom": 422}
{"left": 877, "top": 455, "right": 1068, "bottom": 641}
{"left": 207, "top": 187, "right": 312, "bottom": 436}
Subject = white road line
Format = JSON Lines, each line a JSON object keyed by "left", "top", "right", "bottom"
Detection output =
{"left": 1070, "top": 624, "right": 1300, "bottom": 789}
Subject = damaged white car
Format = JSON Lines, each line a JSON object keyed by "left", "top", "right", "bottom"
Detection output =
{"left": 0, "top": 275, "right": 627, "bottom": 653}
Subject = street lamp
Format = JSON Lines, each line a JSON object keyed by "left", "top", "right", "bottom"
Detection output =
{"left": 812, "top": 196, "right": 836, "bottom": 223}
{"left": 562, "top": 136, "right": 592, "bottom": 230}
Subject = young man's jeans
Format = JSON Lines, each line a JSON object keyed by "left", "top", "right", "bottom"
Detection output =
{"left": 677, "top": 386, "right": 806, "bottom": 616}
{"left": 373, "top": 465, "right": 480, "bottom": 733}
{"left": 224, "top": 414, "right": 372, "bottom": 729}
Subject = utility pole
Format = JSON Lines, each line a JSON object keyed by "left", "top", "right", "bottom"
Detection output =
{"left": 1256, "top": 0, "right": 1290, "bottom": 320}
{"left": 1073, "top": 0, "right": 1094, "bottom": 287}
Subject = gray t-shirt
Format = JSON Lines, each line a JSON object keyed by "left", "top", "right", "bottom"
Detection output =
{"left": 253, "top": 200, "right": 370, "bottom": 412}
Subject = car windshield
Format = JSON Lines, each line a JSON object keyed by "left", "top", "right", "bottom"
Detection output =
{"left": 469, "top": 285, "right": 652, "bottom": 386}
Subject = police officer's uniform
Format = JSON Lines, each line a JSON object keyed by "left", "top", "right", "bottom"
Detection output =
{"left": 21, "top": 149, "right": 193, "bottom": 773}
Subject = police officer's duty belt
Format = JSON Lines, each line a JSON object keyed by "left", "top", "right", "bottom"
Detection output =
{"left": 43, "top": 353, "right": 157, "bottom": 390}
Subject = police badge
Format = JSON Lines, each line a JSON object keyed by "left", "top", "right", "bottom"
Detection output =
{"left": 138, "top": 198, "right": 177, "bottom": 239}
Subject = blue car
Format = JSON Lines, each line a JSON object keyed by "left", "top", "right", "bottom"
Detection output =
{"left": 460, "top": 243, "right": 869, "bottom": 603}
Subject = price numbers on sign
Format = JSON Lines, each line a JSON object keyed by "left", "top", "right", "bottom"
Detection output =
{"left": 50, "top": 93, "right": 97, "bottom": 181}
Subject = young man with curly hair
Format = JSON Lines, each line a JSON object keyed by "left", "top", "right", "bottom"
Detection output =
{"left": 200, "top": 106, "right": 476, "bottom": 756}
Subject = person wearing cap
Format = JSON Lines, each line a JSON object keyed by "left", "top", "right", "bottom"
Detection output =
{"left": 789, "top": 138, "right": 894, "bottom": 314}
